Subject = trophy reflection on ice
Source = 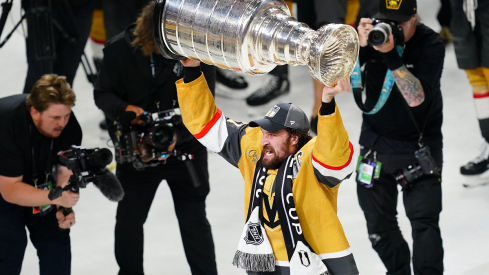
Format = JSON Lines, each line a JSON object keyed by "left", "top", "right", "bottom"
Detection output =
{"left": 153, "top": 0, "right": 359, "bottom": 86}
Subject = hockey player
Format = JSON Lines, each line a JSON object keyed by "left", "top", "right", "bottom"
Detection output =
{"left": 175, "top": 59, "right": 359, "bottom": 275}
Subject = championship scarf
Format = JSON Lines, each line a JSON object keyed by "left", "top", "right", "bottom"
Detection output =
{"left": 233, "top": 155, "right": 329, "bottom": 275}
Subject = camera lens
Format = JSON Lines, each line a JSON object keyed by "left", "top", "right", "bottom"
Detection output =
{"left": 144, "top": 124, "right": 175, "bottom": 149}
{"left": 89, "top": 148, "right": 113, "bottom": 167}
{"left": 394, "top": 165, "right": 423, "bottom": 187}
{"left": 368, "top": 22, "right": 392, "bottom": 47}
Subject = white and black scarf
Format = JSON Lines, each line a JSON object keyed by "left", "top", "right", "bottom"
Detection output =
{"left": 233, "top": 155, "right": 329, "bottom": 275}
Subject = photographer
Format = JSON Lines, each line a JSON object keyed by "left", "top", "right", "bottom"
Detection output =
{"left": 0, "top": 74, "right": 82, "bottom": 275}
{"left": 355, "top": 0, "right": 445, "bottom": 274}
{"left": 93, "top": 2, "right": 217, "bottom": 275}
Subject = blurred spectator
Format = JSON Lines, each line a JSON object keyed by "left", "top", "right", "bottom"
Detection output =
{"left": 297, "top": 0, "right": 378, "bottom": 134}
{"left": 245, "top": 0, "right": 294, "bottom": 107}
{"left": 438, "top": 0, "right": 452, "bottom": 44}
{"left": 21, "top": 0, "right": 96, "bottom": 94}
{"left": 451, "top": 0, "right": 489, "bottom": 178}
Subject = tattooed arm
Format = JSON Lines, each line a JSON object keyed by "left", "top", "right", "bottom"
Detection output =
{"left": 371, "top": 32, "right": 426, "bottom": 107}
{"left": 392, "top": 65, "right": 424, "bottom": 107}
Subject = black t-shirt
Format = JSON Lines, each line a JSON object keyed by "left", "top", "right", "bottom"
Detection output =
{"left": 0, "top": 94, "right": 82, "bottom": 185}
{"left": 358, "top": 24, "right": 445, "bottom": 154}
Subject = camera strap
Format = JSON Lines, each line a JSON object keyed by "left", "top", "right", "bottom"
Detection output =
{"left": 400, "top": 89, "right": 436, "bottom": 148}
{"left": 351, "top": 45, "right": 404, "bottom": 114}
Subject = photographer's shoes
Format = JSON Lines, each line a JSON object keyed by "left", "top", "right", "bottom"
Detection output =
{"left": 460, "top": 141, "right": 489, "bottom": 176}
{"left": 246, "top": 75, "right": 290, "bottom": 106}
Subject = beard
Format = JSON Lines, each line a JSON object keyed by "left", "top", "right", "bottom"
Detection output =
{"left": 261, "top": 145, "right": 290, "bottom": 170}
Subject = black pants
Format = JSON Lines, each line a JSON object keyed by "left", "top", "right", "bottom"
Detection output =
{"left": 356, "top": 148, "right": 444, "bottom": 275}
{"left": 114, "top": 149, "right": 217, "bottom": 275}
{"left": 21, "top": 0, "right": 95, "bottom": 94}
{"left": 0, "top": 204, "right": 71, "bottom": 275}
{"left": 437, "top": 0, "right": 451, "bottom": 28}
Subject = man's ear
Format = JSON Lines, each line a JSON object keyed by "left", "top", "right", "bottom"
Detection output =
{"left": 30, "top": 106, "right": 40, "bottom": 120}
{"left": 292, "top": 135, "right": 299, "bottom": 145}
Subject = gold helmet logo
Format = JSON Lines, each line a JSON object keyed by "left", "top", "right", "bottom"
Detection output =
{"left": 386, "top": 0, "right": 402, "bottom": 10}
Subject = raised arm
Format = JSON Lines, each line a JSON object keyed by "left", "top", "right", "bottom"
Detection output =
{"left": 312, "top": 76, "right": 354, "bottom": 187}
{"left": 176, "top": 60, "right": 249, "bottom": 167}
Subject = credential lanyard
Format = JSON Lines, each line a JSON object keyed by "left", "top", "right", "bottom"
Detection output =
{"left": 352, "top": 45, "right": 404, "bottom": 114}
{"left": 30, "top": 124, "right": 54, "bottom": 187}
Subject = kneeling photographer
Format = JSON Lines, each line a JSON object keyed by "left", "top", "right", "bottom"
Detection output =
{"left": 353, "top": 0, "right": 445, "bottom": 274}
{"left": 93, "top": 2, "right": 218, "bottom": 274}
{"left": 0, "top": 74, "right": 82, "bottom": 275}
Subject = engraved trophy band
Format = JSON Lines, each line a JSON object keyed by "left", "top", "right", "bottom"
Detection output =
{"left": 153, "top": 0, "right": 359, "bottom": 86}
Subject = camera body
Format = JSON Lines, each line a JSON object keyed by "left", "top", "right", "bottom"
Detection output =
{"left": 58, "top": 146, "right": 113, "bottom": 186}
{"left": 394, "top": 146, "right": 441, "bottom": 188}
{"left": 49, "top": 145, "right": 122, "bottom": 206}
{"left": 115, "top": 109, "right": 181, "bottom": 170}
{"left": 368, "top": 19, "right": 404, "bottom": 47}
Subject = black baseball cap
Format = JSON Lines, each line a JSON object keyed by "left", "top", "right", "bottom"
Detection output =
{"left": 249, "top": 103, "right": 309, "bottom": 132}
{"left": 375, "top": 0, "right": 417, "bottom": 22}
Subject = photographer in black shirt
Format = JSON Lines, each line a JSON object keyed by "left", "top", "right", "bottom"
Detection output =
{"left": 354, "top": 0, "right": 445, "bottom": 274}
{"left": 0, "top": 74, "right": 83, "bottom": 275}
{"left": 93, "top": 2, "right": 217, "bottom": 274}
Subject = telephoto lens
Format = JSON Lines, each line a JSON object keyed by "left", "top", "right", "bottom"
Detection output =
{"left": 368, "top": 22, "right": 392, "bottom": 46}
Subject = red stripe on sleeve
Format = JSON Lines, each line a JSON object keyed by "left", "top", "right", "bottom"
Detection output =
{"left": 474, "top": 92, "right": 489, "bottom": 99}
{"left": 312, "top": 142, "right": 354, "bottom": 170}
{"left": 194, "top": 109, "right": 223, "bottom": 139}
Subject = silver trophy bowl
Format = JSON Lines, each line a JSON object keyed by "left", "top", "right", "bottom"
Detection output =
{"left": 154, "top": 0, "right": 359, "bottom": 86}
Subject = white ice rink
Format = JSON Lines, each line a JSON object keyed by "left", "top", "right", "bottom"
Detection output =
{"left": 1, "top": 1, "right": 488, "bottom": 274}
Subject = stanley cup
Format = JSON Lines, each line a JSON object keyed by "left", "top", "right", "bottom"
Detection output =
{"left": 153, "top": 0, "right": 359, "bottom": 86}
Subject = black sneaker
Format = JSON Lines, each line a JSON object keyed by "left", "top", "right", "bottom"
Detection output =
{"left": 246, "top": 75, "right": 290, "bottom": 106}
{"left": 216, "top": 68, "right": 248, "bottom": 89}
{"left": 460, "top": 142, "right": 489, "bottom": 175}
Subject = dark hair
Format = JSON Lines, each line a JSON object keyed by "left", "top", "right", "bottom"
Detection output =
{"left": 131, "top": 1, "right": 156, "bottom": 56}
{"left": 26, "top": 74, "right": 76, "bottom": 112}
{"left": 285, "top": 128, "right": 312, "bottom": 150}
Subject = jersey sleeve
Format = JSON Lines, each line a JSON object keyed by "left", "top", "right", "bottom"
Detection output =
{"left": 312, "top": 104, "right": 354, "bottom": 187}
{"left": 176, "top": 73, "right": 247, "bottom": 167}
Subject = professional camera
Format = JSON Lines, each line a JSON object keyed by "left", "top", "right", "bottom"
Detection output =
{"left": 368, "top": 19, "right": 404, "bottom": 47}
{"left": 394, "top": 146, "right": 441, "bottom": 188}
{"left": 49, "top": 146, "right": 124, "bottom": 215}
{"left": 115, "top": 109, "right": 181, "bottom": 169}
{"left": 58, "top": 146, "right": 113, "bottom": 177}
{"left": 114, "top": 109, "right": 201, "bottom": 188}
